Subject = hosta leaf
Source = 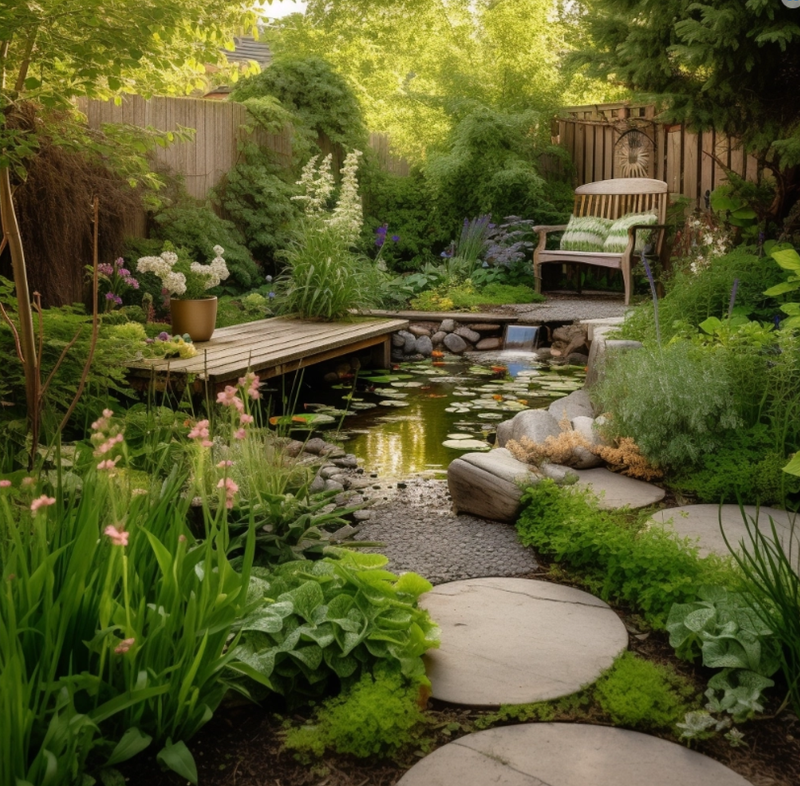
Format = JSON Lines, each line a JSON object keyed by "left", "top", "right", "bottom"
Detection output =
{"left": 281, "top": 581, "right": 324, "bottom": 622}
{"left": 289, "top": 645, "right": 323, "bottom": 671}
{"left": 394, "top": 572, "right": 433, "bottom": 597}
{"left": 683, "top": 607, "right": 716, "bottom": 632}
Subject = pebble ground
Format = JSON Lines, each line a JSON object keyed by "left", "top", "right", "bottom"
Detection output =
{"left": 356, "top": 476, "right": 537, "bottom": 584}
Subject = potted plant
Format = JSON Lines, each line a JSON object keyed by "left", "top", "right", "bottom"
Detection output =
{"left": 136, "top": 242, "right": 229, "bottom": 341}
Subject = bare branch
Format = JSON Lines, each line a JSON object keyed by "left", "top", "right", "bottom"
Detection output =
{"left": 59, "top": 196, "right": 100, "bottom": 434}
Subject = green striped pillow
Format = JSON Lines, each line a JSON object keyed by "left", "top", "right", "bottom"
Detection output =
{"left": 560, "top": 215, "right": 614, "bottom": 252}
{"left": 603, "top": 212, "right": 658, "bottom": 254}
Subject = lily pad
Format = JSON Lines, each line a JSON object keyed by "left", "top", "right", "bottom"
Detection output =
{"left": 442, "top": 439, "right": 491, "bottom": 451}
{"left": 447, "top": 433, "right": 474, "bottom": 440}
{"left": 378, "top": 400, "right": 410, "bottom": 408}
{"left": 349, "top": 402, "right": 378, "bottom": 410}
{"left": 477, "top": 413, "right": 504, "bottom": 420}
{"left": 362, "top": 374, "right": 414, "bottom": 383}
{"left": 269, "top": 413, "right": 336, "bottom": 427}
{"left": 444, "top": 406, "right": 472, "bottom": 414}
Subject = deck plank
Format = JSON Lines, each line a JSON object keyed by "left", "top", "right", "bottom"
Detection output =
{"left": 129, "top": 316, "right": 409, "bottom": 383}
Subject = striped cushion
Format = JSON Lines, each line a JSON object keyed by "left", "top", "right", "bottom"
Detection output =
{"left": 603, "top": 212, "right": 658, "bottom": 254}
{"left": 560, "top": 215, "right": 614, "bottom": 252}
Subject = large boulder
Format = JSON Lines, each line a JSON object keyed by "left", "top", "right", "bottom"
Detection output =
{"left": 448, "top": 448, "right": 541, "bottom": 522}
{"left": 415, "top": 335, "right": 433, "bottom": 356}
{"left": 476, "top": 337, "right": 503, "bottom": 351}
{"left": 585, "top": 338, "right": 643, "bottom": 387}
{"left": 569, "top": 415, "right": 605, "bottom": 469}
{"left": 548, "top": 389, "right": 594, "bottom": 423}
{"left": 496, "top": 409, "right": 561, "bottom": 448}
{"left": 431, "top": 331, "right": 447, "bottom": 346}
{"left": 443, "top": 333, "right": 468, "bottom": 354}
{"left": 455, "top": 326, "right": 481, "bottom": 344}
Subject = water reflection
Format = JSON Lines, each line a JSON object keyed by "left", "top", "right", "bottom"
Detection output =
{"left": 325, "top": 355, "right": 585, "bottom": 479}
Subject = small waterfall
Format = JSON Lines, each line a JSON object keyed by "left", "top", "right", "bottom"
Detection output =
{"left": 503, "top": 325, "right": 539, "bottom": 351}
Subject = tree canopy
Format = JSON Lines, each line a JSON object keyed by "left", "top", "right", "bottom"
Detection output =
{"left": 576, "top": 0, "right": 800, "bottom": 175}
{"left": 267, "top": 0, "right": 623, "bottom": 159}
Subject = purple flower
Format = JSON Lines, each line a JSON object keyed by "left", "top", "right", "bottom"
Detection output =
{"left": 157, "top": 331, "right": 170, "bottom": 341}
{"left": 98, "top": 263, "right": 114, "bottom": 276}
{"left": 375, "top": 224, "right": 388, "bottom": 248}
{"left": 268, "top": 291, "right": 275, "bottom": 300}
{"left": 391, "top": 235, "right": 400, "bottom": 243}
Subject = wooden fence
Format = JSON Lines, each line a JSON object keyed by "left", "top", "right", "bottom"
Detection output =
{"left": 558, "top": 103, "right": 762, "bottom": 205}
{"left": 78, "top": 95, "right": 411, "bottom": 219}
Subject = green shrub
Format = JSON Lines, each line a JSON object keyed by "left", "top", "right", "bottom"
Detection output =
{"left": 594, "top": 652, "right": 696, "bottom": 731}
{"left": 425, "top": 106, "right": 571, "bottom": 233}
{"left": 593, "top": 341, "right": 742, "bottom": 468}
{"left": 279, "top": 224, "right": 386, "bottom": 319}
{"left": 670, "top": 427, "right": 800, "bottom": 504}
{"left": 151, "top": 204, "right": 260, "bottom": 292}
{"left": 361, "top": 168, "right": 446, "bottom": 272}
{"left": 283, "top": 667, "right": 429, "bottom": 759}
{"left": 516, "top": 480, "right": 737, "bottom": 628}
{"left": 0, "top": 279, "right": 141, "bottom": 450}
{"left": 230, "top": 55, "right": 367, "bottom": 155}
{"left": 213, "top": 142, "right": 299, "bottom": 270}
{"left": 229, "top": 551, "right": 439, "bottom": 699}
{"left": 620, "top": 246, "right": 784, "bottom": 342}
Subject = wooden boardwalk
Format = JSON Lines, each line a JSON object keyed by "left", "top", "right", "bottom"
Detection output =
{"left": 129, "top": 316, "right": 408, "bottom": 388}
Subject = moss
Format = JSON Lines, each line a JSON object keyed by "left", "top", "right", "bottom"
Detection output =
{"left": 283, "top": 668, "right": 430, "bottom": 760}
{"left": 594, "top": 652, "right": 697, "bottom": 731}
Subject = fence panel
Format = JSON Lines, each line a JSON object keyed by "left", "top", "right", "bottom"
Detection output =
{"left": 559, "top": 102, "right": 764, "bottom": 206}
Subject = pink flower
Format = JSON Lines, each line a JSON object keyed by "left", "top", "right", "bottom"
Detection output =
{"left": 97, "top": 457, "right": 119, "bottom": 471}
{"left": 104, "top": 525, "right": 129, "bottom": 547}
{"left": 30, "top": 495, "right": 56, "bottom": 513}
{"left": 240, "top": 414, "right": 254, "bottom": 425}
{"left": 0, "top": 480, "right": 11, "bottom": 488}
{"left": 188, "top": 419, "right": 210, "bottom": 441}
{"left": 216, "top": 460, "right": 234, "bottom": 468}
{"left": 114, "top": 637, "right": 135, "bottom": 655}
{"left": 201, "top": 439, "right": 214, "bottom": 448}
{"left": 233, "top": 428, "right": 246, "bottom": 440}
{"left": 239, "top": 372, "right": 261, "bottom": 400}
{"left": 217, "top": 477, "right": 239, "bottom": 509}
{"left": 103, "top": 408, "right": 113, "bottom": 419}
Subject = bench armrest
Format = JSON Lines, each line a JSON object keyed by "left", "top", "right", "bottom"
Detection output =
{"left": 533, "top": 224, "right": 568, "bottom": 234}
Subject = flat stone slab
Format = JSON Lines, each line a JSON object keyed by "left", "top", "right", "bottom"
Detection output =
{"left": 651, "top": 504, "right": 799, "bottom": 568}
{"left": 419, "top": 578, "right": 628, "bottom": 706}
{"left": 397, "top": 723, "right": 752, "bottom": 786}
{"left": 448, "top": 449, "right": 540, "bottom": 522}
{"left": 574, "top": 467, "right": 665, "bottom": 509}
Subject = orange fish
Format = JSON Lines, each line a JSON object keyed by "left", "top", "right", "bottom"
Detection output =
{"left": 431, "top": 350, "right": 445, "bottom": 359}
{"left": 492, "top": 394, "right": 503, "bottom": 401}
{"left": 491, "top": 365, "right": 507, "bottom": 373}
{"left": 432, "top": 361, "right": 445, "bottom": 367}
{"left": 518, "top": 399, "right": 528, "bottom": 405}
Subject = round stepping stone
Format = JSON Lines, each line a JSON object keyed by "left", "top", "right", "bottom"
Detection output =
{"left": 574, "top": 467, "right": 665, "bottom": 509}
{"left": 651, "top": 504, "right": 799, "bottom": 570}
{"left": 397, "top": 723, "right": 751, "bottom": 786}
{"left": 419, "top": 578, "right": 627, "bottom": 706}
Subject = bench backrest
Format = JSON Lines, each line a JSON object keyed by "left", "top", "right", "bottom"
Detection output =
{"left": 574, "top": 178, "right": 668, "bottom": 222}
{"left": 573, "top": 178, "right": 669, "bottom": 254}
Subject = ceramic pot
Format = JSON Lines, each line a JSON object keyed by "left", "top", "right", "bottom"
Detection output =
{"left": 169, "top": 296, "right": 218, "bottom": 342}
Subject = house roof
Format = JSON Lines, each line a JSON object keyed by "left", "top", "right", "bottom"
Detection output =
{"left": 221, "top": 37, "right": 272, "bottom": 68}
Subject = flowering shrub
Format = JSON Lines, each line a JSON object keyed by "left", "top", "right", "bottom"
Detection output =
{"left": 136, "top": 242, "right": 229, "bottom": 299}
{"left": 98, "top": 257, "right": 139, "bottom": 310}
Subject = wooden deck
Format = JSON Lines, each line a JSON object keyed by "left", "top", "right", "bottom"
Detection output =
{"left": 364, "top": 309, "right": 519, "bottom": 323}
{"left": 129, "top": 316, "right": 408, "bottom": 387}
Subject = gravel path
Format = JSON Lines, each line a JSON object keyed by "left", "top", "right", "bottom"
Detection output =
{"left": 496, "top": 293, "right": 630, "bottom": 323}
{"left": 356, "top": 477, "right": 537, "bottom": 584}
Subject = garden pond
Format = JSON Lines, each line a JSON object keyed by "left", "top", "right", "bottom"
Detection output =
{"left": 277, "top": 352, "right": 586, "bottom": 477}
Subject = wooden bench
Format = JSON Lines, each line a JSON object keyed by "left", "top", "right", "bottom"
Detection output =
{"left": 533, "top": 178, "right": 669, "bottom": 305}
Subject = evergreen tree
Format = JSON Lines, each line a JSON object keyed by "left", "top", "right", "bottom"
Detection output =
{"left": 576, "top": 0, "right": 800, "bottom": 220}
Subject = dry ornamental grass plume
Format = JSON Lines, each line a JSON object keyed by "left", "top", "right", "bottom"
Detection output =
{"left": 593, "top": 437, "right": 663, "bottom": 481}
{"left": 506, "top": 418, "right": 662, "bottom": 481}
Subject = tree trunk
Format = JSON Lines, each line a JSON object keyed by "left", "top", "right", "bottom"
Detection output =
{"left": 0, "top": 164, "right": 39, "bottom": 429}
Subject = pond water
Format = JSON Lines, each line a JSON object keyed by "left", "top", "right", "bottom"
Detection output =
{"left": 281, "top": 352, "right": 586, "bottom": 478}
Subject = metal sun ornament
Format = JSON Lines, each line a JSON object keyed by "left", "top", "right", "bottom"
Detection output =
{"left": 616, "top": 130, "right": 651, "bottom": 178}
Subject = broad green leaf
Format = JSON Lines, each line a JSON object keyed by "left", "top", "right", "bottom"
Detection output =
{"left": 106, "top": 728, "right": 152, "bottom": 766}
{"left": 156, "top": 740, "right": 197, "bottom": 785}
{"left": 772, "top": 249, "right": 800, "bottom": 271}
{"left": 783, "top": 452, "right": 800, "bottom": 478}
